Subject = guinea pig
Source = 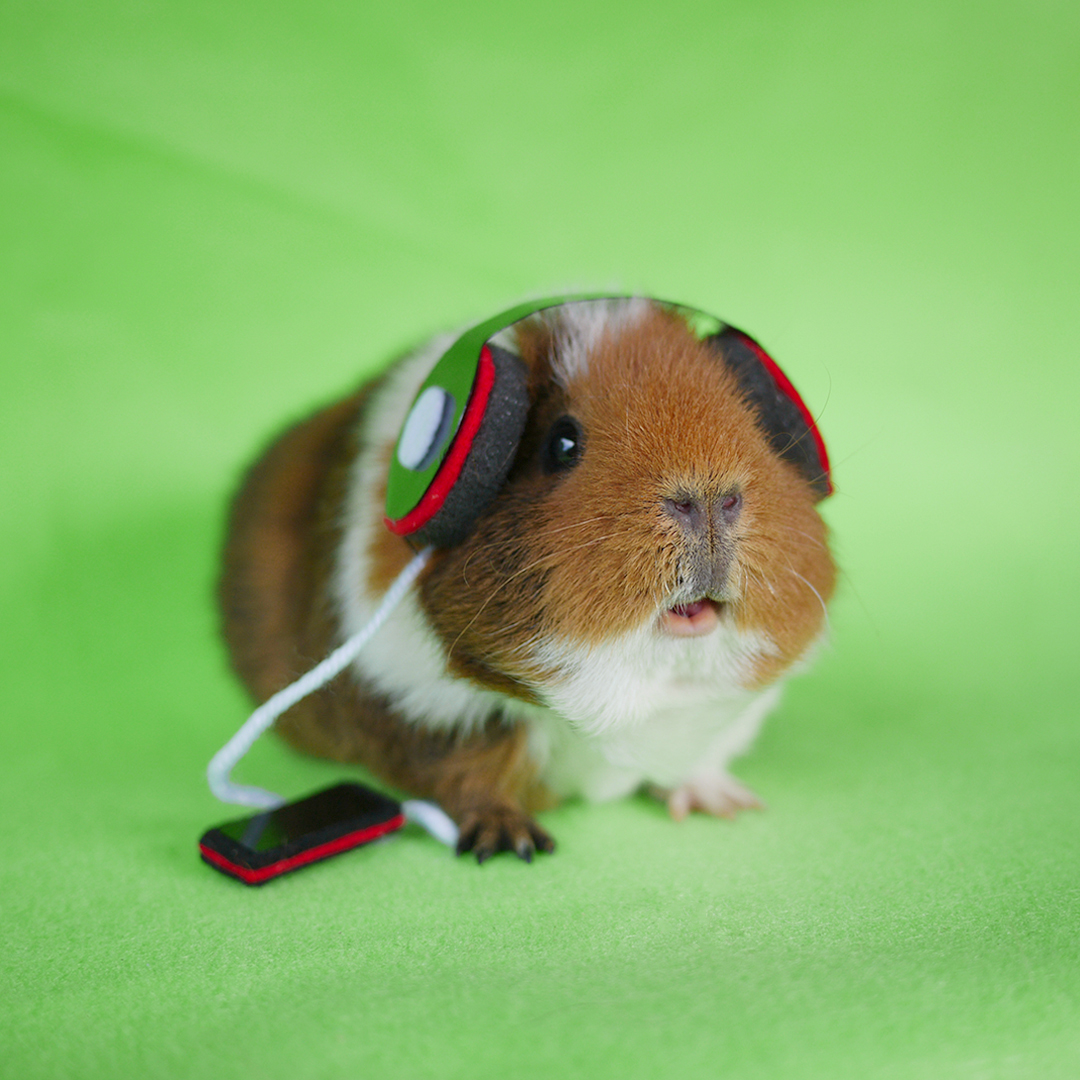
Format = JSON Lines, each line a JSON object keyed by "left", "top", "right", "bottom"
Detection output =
{"left": 218, "top": 297, "right": 835, "bottom": 863}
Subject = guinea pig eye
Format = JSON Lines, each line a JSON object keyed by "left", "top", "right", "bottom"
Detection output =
{"left": 542, "top": 416, "right": 584, "bottom": 473}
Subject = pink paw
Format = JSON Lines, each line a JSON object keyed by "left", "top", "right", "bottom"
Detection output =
{"left": 663, "top": 773, "right": 765, "bottom": 822}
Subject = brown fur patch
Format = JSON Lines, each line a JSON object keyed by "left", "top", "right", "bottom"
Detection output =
{"left": 218, "top": 391, "right": 368, "bottom": 699}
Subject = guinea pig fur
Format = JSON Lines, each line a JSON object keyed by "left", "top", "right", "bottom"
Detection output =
{"left": 219, "top": 299, "right": 836, "bottom": 862}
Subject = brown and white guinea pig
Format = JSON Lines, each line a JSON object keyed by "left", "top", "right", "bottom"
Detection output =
{"left": 218, "top": 297, "right": 836, "bottom": 863}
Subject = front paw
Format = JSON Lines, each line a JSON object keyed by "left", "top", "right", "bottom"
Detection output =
{"left": 658, "top": 773, "right": 765, "bottom": 822}
{"left": 455, "top": 804, "right": 556, "bottom": 864}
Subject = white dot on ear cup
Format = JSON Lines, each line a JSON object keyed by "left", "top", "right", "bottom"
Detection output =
{"left": 397, "top": 385, "right": 455, "bottom": 471}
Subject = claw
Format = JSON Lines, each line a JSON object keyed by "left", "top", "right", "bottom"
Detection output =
{"left": 455, "top": 821, "right": 481, "bottom": 858}
{"left": 453, "top": 805, "right": 555, "bottom": 864}
{"left": 534, "top": 831, "right": 556, "bottom": 855}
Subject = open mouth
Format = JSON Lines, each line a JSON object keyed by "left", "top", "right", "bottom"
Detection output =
{"left": 660, "top": 598, "right": 723, "bottom": 637}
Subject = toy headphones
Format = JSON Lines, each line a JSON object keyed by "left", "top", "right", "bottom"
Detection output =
{"left": 384, "top": 295, "right": 832, "bottom": 548}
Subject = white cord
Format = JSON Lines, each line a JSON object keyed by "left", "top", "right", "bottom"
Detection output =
{"left": 206, "top": 545, "right": 456, "bottom": 846}
{"left": 401, "top": 799, "right": 459, "bottom": 847}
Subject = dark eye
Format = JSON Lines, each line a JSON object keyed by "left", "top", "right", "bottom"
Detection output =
{"left": 542, "top": 416, "right": 584, "bottom": 473}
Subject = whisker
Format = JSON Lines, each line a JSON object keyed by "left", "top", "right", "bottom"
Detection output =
{"left": 740, "top": 561, "right": 778, "bottom": 600}
{"left": 784, "top": 565, "right": 830, "bottom": 628}
{"left": 449, "top": 532, "right": 622, "bottom": 659}
{"left": 461, "top": 514, "right": 619, "bottom": 581}
{"left": 744, "top": 526, "right": 828, "bottom": 553}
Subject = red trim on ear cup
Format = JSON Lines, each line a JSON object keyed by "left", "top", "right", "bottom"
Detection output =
{"left": 730, "top": 330, "right": 833, "bottom": 497}
{"left": 385, "top": 345, "right": 497, "bottom": 537}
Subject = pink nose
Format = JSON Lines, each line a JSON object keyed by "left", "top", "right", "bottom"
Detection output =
{"left": 661, "top": 491, "right": 742, "bottom": 540}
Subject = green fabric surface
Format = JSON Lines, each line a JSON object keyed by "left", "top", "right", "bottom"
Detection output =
{"left": 2, "top": 1, "right": 1078, "bottom": 1077}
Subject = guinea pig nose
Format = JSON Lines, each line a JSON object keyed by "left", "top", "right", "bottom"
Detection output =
{"left": 663, "top": 491, "right": 742, "bottom": 538}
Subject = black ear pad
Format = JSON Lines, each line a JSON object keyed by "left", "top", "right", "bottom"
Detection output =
{"left": 404, "top": 343, "right": 531, "bottom": 548}
{"left": 708, "top": 327, "right": 832, "bottom": 500}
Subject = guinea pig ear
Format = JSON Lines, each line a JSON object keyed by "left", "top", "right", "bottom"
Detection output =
{"left": 385, "top": 343, "right": 530, "bottom": 548}
{"left": 706, "top": 326, "right": 833, "bottom": 500}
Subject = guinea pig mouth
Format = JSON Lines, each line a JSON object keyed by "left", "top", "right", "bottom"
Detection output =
{"left": 660, "top": 598, "right": 723, "bottom": 637}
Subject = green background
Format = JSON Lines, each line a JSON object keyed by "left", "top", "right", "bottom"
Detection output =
{"left": 3, "top": 2, "right": 1078, "bottom": 1077}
